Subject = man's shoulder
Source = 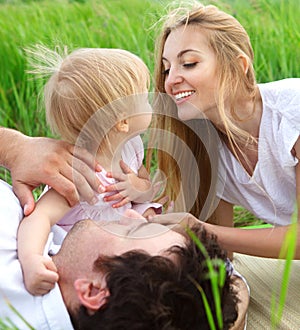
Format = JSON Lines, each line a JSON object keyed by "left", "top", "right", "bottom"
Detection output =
{"left": 0, "top": 180, "right": 23, "bottom": 246}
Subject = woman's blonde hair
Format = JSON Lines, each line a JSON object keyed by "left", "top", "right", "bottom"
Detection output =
{"left": 28, "top": 46, "right": 149, "bottom": 152}
{"left": 147, "top": 2, "right": 257, "bottom": 218}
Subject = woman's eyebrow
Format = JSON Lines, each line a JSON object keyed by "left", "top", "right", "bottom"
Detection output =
{"left": 162, "top": 49, "right": 202, "bottom": 62}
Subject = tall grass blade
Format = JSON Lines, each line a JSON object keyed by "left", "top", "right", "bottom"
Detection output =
{"left": 5, "top": 298, "right": 34, "bottom": 330}
{"left": 187, "top": 227, "right": 225, "bottom": 330}
{"left": 270, "top": 207, "right": 298, "bottom": 328}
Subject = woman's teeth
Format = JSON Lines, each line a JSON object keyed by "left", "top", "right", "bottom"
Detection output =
{"left": 175, "top": 91, "right": 194, "bottom": 100}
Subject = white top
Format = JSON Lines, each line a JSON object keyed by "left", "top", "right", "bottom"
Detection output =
{"left": 217, "top": 79, "right": 300, "bottom": 225}
{"left": 0, "top": 180, "right": 73, "bottom": 330}
{"left": 58, "top": 135, "right": 161, "bottom": 231}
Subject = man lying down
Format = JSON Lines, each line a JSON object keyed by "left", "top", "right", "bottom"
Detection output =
{"left": 0, "top": 180, "right": 249, "bottom": 330}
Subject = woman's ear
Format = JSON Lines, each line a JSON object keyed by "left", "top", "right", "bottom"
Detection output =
{"left": 74, "top": 278, "right": 110, "bottom": 312}
{"left": 115, "top": 119, "right": 129, "bottom": 133}
{"left": 237, "top": 54, "right": 249, "bottom": 74}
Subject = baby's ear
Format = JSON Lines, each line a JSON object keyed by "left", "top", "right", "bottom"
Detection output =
{"left": 115, "top": 119, "right": 129, "bottom": 133}
{"left": 74, "top": 278, "right": 110, "bottom": 312}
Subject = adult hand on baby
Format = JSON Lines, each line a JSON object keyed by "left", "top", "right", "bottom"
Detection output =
{"left": 10, "top": 136, "right": 101, "bottom": 216}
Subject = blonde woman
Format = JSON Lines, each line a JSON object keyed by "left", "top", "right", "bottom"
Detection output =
{"left": 150, "top": 1, "right": 300, "bottom": 260}
{"left": 18, "top": 47, "right": 161, "bottom": 296}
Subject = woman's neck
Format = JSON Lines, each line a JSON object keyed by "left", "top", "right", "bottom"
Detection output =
{"left": 215, "top": 88, "right": 263, "bottom": 139}
{"left": 220, "top": 88, "right": 263, "bottom": 176}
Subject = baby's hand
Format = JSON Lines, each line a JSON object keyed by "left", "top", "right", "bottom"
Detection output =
{"left": 22, "top": 254, "right": 59, "bottom": 296}
{"left": 104, "top": 161, "right": 161, "bottom": 207}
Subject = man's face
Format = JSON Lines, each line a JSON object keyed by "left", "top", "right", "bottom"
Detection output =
{"left": 53, "top": 212, "right": 187, "bottom": 313}
{"left": 54, "top": 211, "right": 186, "bottom": 276}
{"left": 68, "top": 216, "right": 184, "bottom": 256}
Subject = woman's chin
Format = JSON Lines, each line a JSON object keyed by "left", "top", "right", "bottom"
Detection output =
{"left": 177, "top": 104, "right": 205, "bottom": 121}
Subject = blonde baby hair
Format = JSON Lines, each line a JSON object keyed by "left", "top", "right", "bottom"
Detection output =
{"left": 28, "top": 46, "right": 150, "bottom": 152}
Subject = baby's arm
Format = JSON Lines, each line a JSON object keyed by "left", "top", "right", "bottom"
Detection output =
{"left": 104, "top": 160, "right": 161, "bottom": 208}
{"left": 17, "top": 189, "right": 70, "bottom": 295}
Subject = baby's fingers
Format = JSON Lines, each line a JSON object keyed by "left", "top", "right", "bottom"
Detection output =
{"left": 34, "top": 260, "right": 58, "bottom": 295}
{"left": 36, "top": 267, "right": 59, "bottom": 295}
{"left": 34, "top": 276, "right": 58, "bottom": 296}
{"left": 44, "top": 258, "right": 58, "bottom": 273}
{"left": 104, "top": 192, "right": 127, "bottom": 203}
{"left": 111, "top": 197, "right": 130, "bottom": 208}
{"left": 106, "top": 171, "right": 126, "bottom": 182}
{"left": 105, "top": 181, "right": 126, "bottom": 193}
{"left": 27, "top": 268, "right": 59, "bottom": 296}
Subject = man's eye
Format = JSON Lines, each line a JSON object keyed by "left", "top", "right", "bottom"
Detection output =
{"left": 183, "top": 62, "right": 197, "bottom": 68}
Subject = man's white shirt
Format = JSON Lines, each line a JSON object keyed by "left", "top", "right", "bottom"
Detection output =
{"left": 0, "top": 180, "right": 73, "bottom": 330}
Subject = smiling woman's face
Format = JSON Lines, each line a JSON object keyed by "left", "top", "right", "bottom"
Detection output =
{"left": 162, "top": 25, "right": 219, "bottom": 122}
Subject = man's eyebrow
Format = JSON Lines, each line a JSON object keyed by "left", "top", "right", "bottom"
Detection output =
{"left": 162, "top": 49, "right": 202, "bottom": 62}
{"left": 169, "top": 224, "right": 189, "bottom": 240}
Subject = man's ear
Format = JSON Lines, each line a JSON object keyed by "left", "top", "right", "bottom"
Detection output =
{"left": 237, "top": 54, "right": 249, "bottom": 74}
{"left": 115, "top": 119, "right": 129, "bottom": 133}
{"left": 74, "top": 278, "right": 110, "bottom": 312}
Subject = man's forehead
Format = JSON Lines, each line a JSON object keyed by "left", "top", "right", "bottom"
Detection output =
{"left": 95, "top": 220, "right": 173, "bottom": 239}
{"left": 81, "top": 218, "right": 186, "bottom": 243}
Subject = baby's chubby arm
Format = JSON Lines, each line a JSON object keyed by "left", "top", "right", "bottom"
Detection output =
{"left": 17, "top": 189, "right": 70, "bottom": 295}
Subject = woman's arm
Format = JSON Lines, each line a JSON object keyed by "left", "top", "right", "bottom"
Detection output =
{"left": 207, "top": 170, "right": 300, "bottom": 258}
{"left": 210, "top": 154, "right": 300, "bottom": 259}
{"left": 151, "top": 201, "right": 300, "bottom": 259}
{"left": 213, "top": 199, "right": 234, "bottom": 227}
{"left": 17, "top": 189, "right": 70, "bottom": 295}
{"left": 204, "top": 221, "right": 300, "bottom": 259}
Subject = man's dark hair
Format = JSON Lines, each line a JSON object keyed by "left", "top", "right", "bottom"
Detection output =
{"left": 71, "top": 224, "right": 238, "bottom": 330}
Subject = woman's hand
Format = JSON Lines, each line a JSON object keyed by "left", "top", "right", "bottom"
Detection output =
{"left": 148, "top": 212, "right": 202, "bottom": 227}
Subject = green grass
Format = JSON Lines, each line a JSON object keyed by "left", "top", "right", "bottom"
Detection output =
{"left": 0, "top": 0, "right": 163, "bottom": 136}
{"left": 0, "top": 0, "right": 299, "bottom": 135}
{"left": 234, "top": 206, "right": 264, "bottom": 227}
{"left": 187, "top": 227, "right": 227, "bottom": 330}
{"left": 215, "top": 0, "right": 300, "bottom": 82}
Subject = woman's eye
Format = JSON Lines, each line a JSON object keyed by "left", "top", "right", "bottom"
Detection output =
{"left": 163, "top": 68, "right": 170, "bottom": 75}
{"left": 183, "top": 62, "right": 197, "bottom": 68}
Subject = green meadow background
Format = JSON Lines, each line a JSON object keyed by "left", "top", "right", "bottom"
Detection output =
{"left": 0, "top": 0, "right": 299, "bottom": 328}
{"left": 0, "top": 0, "right": 299, "bottom": 226}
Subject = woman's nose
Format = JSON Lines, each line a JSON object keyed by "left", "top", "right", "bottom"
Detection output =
{"left": 164, "top": 67, "right": 183, "bottom": 90}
